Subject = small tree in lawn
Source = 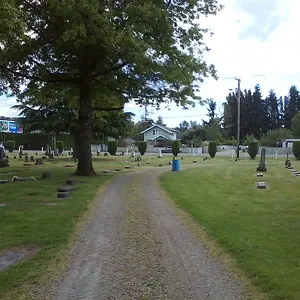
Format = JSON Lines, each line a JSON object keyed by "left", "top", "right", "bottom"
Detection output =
{"left": 56, "top": 141, "right": 64, "bottom": 154}
{"left": 7, "top": 140, "right": 15, "bottom": 153}
{"left": 107, "top": 141, "right": 117, "bottom": 156}
{"left": 172, "top": 140, "right": 181, "bottom": 158}
{"left": 247, "top": 141, "right": 259, "bottom": 159}
{"left": 138, "top": 141, "right": 147, "bottom": 157}
{"left": 293, "top": 141, "right": 300, "bottom": 160}
{"left": 208, "top": 141, "right": 217, "bottom": 158}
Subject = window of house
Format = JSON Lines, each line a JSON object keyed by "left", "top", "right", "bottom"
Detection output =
{"left": 153, "top": 130, "right": 155, "bottom": 135}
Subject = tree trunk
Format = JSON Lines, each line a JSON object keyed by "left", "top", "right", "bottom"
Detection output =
{"left": 74, "top": 80, "right": 96, "bottom": 176}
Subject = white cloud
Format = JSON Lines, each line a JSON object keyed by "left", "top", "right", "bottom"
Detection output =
{"left": 0, "top": 97, "right": 18, "bottom": 117}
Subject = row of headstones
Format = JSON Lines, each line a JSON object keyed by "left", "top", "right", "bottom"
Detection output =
{"left": 285, "top": 160, "right": 300, "bottom": 176}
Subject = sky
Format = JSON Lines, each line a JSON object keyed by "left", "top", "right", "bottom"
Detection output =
{"left": 1, "top": 0, "right": 300, "bottom": 127}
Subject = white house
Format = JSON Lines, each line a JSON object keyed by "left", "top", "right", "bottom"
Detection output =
{"left": 281, "top": 139, "right": 300, "bottom": 148}
{"left": 140, "top": 124, "right": 178, "bottom": 142}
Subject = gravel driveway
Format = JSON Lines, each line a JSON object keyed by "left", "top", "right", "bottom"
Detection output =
{"left": 55, "top": 167, "right": 243, "bottom": 300}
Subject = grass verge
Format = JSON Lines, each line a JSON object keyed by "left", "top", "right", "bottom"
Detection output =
{"left": 0, "top": 159, "right": 112, "bottom": 300}
{"left": 160, "top": 160, "right": 300, "bottom": 300}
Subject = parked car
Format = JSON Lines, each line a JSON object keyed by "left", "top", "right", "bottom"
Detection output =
{"left": 161, "top": 146, "right": 181, "bottom": 154}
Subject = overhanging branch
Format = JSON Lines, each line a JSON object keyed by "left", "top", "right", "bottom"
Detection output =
{"left": 92, "top": 61, "right": 128, "bottom": 78}
{"left": 92, "top": 106, "right": 124, "bottom": 112}
{"left": 0, "top": 66, "right": 76, "bottom": 84}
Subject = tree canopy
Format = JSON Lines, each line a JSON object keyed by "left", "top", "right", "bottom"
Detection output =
{"left": 0, "top": 0, "right": 221, "bottom": 175}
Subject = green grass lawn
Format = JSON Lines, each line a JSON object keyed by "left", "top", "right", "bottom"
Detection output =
{"left": 0, "top": 152, "right": 205, "bottom": 299}
{"left": 0, "top": 157, "right": 117, "bottom": 300}
{"left": 160, "top": 159, "right": 300, "bottom": 300}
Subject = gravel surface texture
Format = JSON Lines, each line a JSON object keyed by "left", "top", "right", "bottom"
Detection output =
{"left": 55, "top": 167, "right": 243, "bottom": 300}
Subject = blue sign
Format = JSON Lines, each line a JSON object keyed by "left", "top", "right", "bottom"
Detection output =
{"left": 0, "top": 120, "right": 23, "bottom": 133}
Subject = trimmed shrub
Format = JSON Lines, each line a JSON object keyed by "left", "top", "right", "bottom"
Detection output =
{"left": 208, "top": 141, "right": 217, "bottom": 158}
{"left": 137, "top": 141, "right": 147, "bottom": 156}
{"left": 293, "top": 141, "right": 300, "bottom": 160}
{"left": 56, "top": 141, "right": 64, "bottom": 154}
{"left": 247, "top": 141, "right": 259, "bottom": 159}
{"left": 7, "top": 140, "right": 15, "bottom": 153}
{"left": 172, "top": 140, "right": 181, "bottom": 157}
{"left": 107, "top": 141, "right": 117, "bottom": 156}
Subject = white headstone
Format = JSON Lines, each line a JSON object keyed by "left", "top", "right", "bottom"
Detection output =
{"left": 41, "top": 147, "right": 44, "bottom": 152}
{"left": 126, "top": 147, "right": 129, "bottom": 156}
{"left": 232, "top": 150, "right": 235, "bottom": 159}
{"left": 275, "top": 150, "right": 278, "bottom": 160}
{"left": 131, "top": 150, "right": 136, "bottom": 157}
{"left": 158, "top": 149, "right": 162, "bottom": 157}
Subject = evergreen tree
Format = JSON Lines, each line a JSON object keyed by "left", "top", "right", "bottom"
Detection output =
{"left": 266, "top": 90, "right": 280, "bottom": 131}
{"left": 284, "top": 86, "right": 300, "bottom": 129}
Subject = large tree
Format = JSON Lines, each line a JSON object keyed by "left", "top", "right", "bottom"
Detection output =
{"left": 0, "top": 0, "right": 221, "bottom": 175}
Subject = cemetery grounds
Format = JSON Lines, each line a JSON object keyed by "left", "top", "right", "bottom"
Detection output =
{"left": 0, "top": 153, "right": 299, "bottom": 299}
{"left": 161, "top": 157, "right": 300, "bottom": 300}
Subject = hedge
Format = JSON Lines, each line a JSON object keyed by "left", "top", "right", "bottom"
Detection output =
{"left": 0, "top": 133, "right": 72, "bottom": 150}
{"left": 107, "top": 141, "right": 118, "bottom": 155}
{"left": 293, "top": 141, "right": 300, "bottom": 160}
{"left": 208, "top": 141, "right": 217, "bottom": 158}
{"left": 247, "top": 141, "right": 259, "bottom": 159}
{"left": 137, "top": 141, "right": 147, "bottom": 156}
{"left": 172, "top": 140, "right": 181, "bottom": 157}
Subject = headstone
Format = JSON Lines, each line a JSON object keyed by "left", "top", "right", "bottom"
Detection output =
{"left": 12, "top": 176, "right": 36, "bottom": 181}
{"left": 35, "top": 158, "right": 43, "bottom": 165}
{"left": 41, "top": 172, "right": 51, "bottom": 180}
{"left": 23, "top": 163, "right": 32, "bottom": 166}
{"left": 256, "top": 173, "right": 264, "bottom": 177}
{"left": 57, "top": 186, "right": 77, "bottom": 193}
{"left": 0, "top": 204, "right": 7, "bottom": 207}
{"left": 57, "top": 192, "right": 71, "bottom": 199}
{"left": 48, "top": 153, "right": 54, "bottom": 159}
{"left": 24, "top": 154, "right": 29, "bottom": 162}
{"left": 193, "top": 160, "right": 197, "bottom": 163}
{"left": 257, "top": 182, "right": 266, "bottom": 189}
{"left": 157, "top": 149, "right": 162, "bottom": 158}
{"left": 0, "top": 251, "right": 26, "bottom": 271}
{"left": 0, "top": 180, "right": 9, "bottom": 184}
{"left": 257, "top": 148, "right": 267, "bottom": 172}
{"left": 30, "top": 156, "right": 35, "bottom": 162}
{"left": 131, "top": 150, "right": 136, "bottom": 158}
{"left": 104, "top": 153, "right": 108, "bottom": 156}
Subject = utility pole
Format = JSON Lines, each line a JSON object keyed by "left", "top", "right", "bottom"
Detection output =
{"left": 235, "top": 78, "right": 241, "bottom": 159}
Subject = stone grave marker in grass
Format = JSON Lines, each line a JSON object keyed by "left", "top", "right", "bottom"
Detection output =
{"left": 35, "top": 158, "right": 44, "bottom": 165}
{"left": 257, "top": 148, "right": 267, "bottom": 172}
{"left": 30, "top": 156, "right": 35, "bottom": 162}
{"left": 23, "top": 163, "right": 32, "bottom": 167}
{"left": 0, "top": 252, "right": 25, "bottom": 271}
{"left": 24, "top": 154, "right": 29, "bottom": 162}
{"left": 41, "top": 172, "right": 51, "bottom": 180}
{"left": 0, "top": 180, "right": 9, "bottom": 184}
{"left": 256, "top": 173, "right": 264, "bottom": 177}
{"left": 257, "top": 182, "right": 267, "bottom": 189}
{"left": 0, "top": 204, "right": 7, "bottom": 207}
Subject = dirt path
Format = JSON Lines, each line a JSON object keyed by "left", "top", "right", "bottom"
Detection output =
{"left": 55, "top": 168, "right": 243, "bottom": 300}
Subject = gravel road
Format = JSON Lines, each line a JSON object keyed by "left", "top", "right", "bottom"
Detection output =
{"left": 55, "top": 167, "right": 243, "bottom": 300}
